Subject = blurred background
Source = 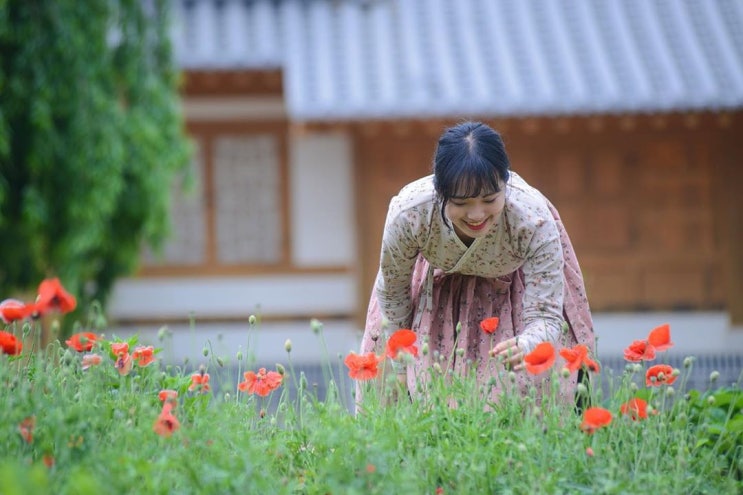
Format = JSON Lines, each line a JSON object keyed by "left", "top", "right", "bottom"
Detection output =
{"left": 3, "top": 0, "right": 742, "bottom": 387}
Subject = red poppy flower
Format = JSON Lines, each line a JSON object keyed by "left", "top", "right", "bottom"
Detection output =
{"left": 159, "top": 389, "right": 178, "bottom": 402}
{"left": 385, "top": 329, "right": 418, "bottom": 359}
{"left": 0, "top": 331, "right": 22, "bottom": 355}
{"left": 645, "top": 364, "right": 677, "bottom": 387}
{"left": 110, "top": 342, "right": 129, "bottom": 357}
{"left": 580, "top": 407, "right": 612, "bottom": 434}
{"left": 153, "top": 403, "right": 180, "bottom": 437}
{"left": 0, "top": 299, "right": 36, "bottom": 323}
{"left": 81, "top": 354, "right": 102, "bottom": 370}
{"left": 479, "top": 317, "right": 500, "bottom": 334}
{"left": 620, "top": 397, "right": 648, "bottom": 420}
{"left": 115, "top": 352, "right": 133, "bottom": 376}
{"left": 34, "top": 278, "right": 77, "bottom": 315}
{"left": 189, "top": 372, "right": 211, "bottom": 393}
{"left": 559, "top": 344, "right": 600, "bottom": 373}
{"left": 647, "top": 323, "right": 673, "bottom": 352}
{"left": 623, "top": 340, "right": 656, "bottom": 362}
{"left": 18, "top": 416, "right": 35, "bottom": 443}
{"left": 66, "top": 332, "right": 98, "bottom": 352}
{"left": 132, "top": 346, "right": 155, "bottom": 367}
{"left": 523, "top": 342, "right": 556, "bottom": 375}
{"left": 344, "top": 351, "right": 382, "bottom": 381}
{"left": 238, "top": 368, "right": 284, "bottom": 396}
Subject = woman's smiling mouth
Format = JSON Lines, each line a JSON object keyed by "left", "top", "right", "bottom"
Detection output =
{"left": 465, "top": 220, "right": 489, "bottom": 231}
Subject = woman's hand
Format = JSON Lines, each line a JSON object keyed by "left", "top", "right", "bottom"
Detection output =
{"left": 489, "top": 337, "right": 525, "bottom": 371}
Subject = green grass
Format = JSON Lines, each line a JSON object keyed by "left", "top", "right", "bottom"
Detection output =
{"left": 1, "top": 319, "right": 741, "bottom": 495}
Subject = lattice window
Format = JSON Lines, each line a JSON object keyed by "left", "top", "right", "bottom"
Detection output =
{"left": 213, "top": 135, "right": 281, "bottom": 264}
{"left": 142, "top": 140, "right": 207, "bottom": 266}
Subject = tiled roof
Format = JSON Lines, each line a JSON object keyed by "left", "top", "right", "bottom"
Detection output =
{"left": 172, "top": 0, "right": 743, "bottom": 120}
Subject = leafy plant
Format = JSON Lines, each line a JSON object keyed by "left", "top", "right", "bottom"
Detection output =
{"left": 0, "top": 0, "right": 191, "bottom": 334}
{"left": 682, "top": 385, "right": 743, "bottom": 479}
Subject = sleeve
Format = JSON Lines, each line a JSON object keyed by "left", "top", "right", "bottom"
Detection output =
{"left": 516, "top": 216, "right": 566, "bottom": 353}
{"left": 373, "top": 197, "right": 421, "bottom": 332}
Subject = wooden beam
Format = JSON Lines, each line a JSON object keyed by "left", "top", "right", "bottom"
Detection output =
{"left": 711, "top": 113, "right": 743, "bottom": 325}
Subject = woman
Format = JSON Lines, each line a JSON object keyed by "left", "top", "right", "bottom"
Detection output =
{"left": 360, "top": 121, "right": 594, "bottom": 405}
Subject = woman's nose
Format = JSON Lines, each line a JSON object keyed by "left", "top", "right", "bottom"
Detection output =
{"left": 466, "top": 207, "right": 485, "bottom": 221}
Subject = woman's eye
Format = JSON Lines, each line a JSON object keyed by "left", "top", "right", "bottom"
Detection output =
{"left": 483, "top": 198, "right": 497, "bottom": 204}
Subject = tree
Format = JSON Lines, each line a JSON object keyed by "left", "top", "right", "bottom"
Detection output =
{"left": 0, "top": 0, "right": 191, "bottom": 331}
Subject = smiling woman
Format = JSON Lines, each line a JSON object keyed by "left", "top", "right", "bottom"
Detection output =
{"left": 357, "top": 121, "right": 595, "bottom": 407}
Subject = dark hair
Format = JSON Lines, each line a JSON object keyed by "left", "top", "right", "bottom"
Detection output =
{"left": 433, "top": 121, "right": 511, "bottom": 222}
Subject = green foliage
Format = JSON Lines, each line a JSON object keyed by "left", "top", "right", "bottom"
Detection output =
{"left": 0, "top": 0, "right": 191, "bottom": 330}
{"left": 1, "top": 319, "right": 742, "bottom": 494}
{"left": 682, "top": 386, "right": 743, "bottom": 478}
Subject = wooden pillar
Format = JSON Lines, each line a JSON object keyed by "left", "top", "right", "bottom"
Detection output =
{"left": 713, "top": 114, "right": 743, "bottom": 325}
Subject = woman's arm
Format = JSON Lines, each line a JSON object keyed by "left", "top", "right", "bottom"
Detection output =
{"left": 517, "top": 216, "right": 565, "bottom": 352}
{"left": 374, "top": 204, "right": 421, "bottom": 331}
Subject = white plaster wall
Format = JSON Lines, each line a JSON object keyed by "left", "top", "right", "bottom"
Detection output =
{"left": 289, "top": 131, "right": 356, "bottom": 266}
{"left": 107, "top": 275, "right": 356, "bottom": 320}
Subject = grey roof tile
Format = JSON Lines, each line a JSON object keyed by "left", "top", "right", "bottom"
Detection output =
{"left": 172, "top": 0, "right": 743, "bottom": 119}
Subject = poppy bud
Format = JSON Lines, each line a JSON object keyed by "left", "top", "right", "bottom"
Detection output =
{"left": 665, "top": 386, "right": 675, "bottom": 397}
{"left": 456, "top": 348, "right": 465, "bottom": 357}
{"left": 683, "top": 356, "right": 694, "bottom": 368}
{"left": 202, "top": 347, "right": 209, "bottom": 357}
{"left": 157, "top": 326, "right": 171, "bottom": 341}
{"left": 249, "top": 315, "right": 257, "bottom": 325}
{"left": 236, "top": 351, "right": 243, "bottom": 361}
{"left": 422, "top": 343, "right": 429, "bottom": 356}
{"left": 224, "top": 393, "right": 230, "bottom": 401}
{"left": 455, "top": 321, "right": 462, "bottom": 333}
{"left": 310, "top": 318, "right": 323, "bottom": 334}
{"left": 508, "top": 371, "right": 517, "bottom": 383}
{"left": 707, "top": 395, "right": 715, "bottom": 405}
{"left": 671, "top": 368, "right": 681, "bottom": 377}
{"left": 216, "top": 357, "right": 224, "bottom": 367}
{"left": 561, "top": 321, "right": 569, "bottom": 334}
{"left": 433, "top": 363, "right": 443, "bottom": 374}
{"left": 299, "top": 372, "right": 308, "bottom": 391}
{"left": 276, "top": 363, "right": 286, "bottom": 375}
{"left": 709, "top": 371, "right": 720, "bottom": 383}
{"left": 284, "top": 339, "right": 292, "bottom": 353}
{"left": 561, "top": 368, "right": 570, "bottom": 378}
{"left": 576, "top": 383, "right": 588, "bottom": 396}
{"left": 585, "top": 447, "right": 594, "bottom": 457}
{"left": 95, "top": 313, "right": 108, "bottom": 331}
{"left": 630, "top": 382, "right": 638, "bottom": 392}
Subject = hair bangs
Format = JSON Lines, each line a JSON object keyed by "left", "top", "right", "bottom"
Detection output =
{"left": 441, "top": 155, "right": 503, "bottom": 199}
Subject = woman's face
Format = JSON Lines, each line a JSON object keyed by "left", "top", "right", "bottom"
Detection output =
{"left": 445, "top": 185, "right": 506, "bottom": 243}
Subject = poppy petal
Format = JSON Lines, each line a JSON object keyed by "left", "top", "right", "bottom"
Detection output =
{"left": 647, "top": 323, "right": 673, "bottom": 352}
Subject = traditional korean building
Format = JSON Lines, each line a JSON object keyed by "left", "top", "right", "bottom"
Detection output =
{"left": 109, "top": 0, "right": 743, "bottom": 363}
